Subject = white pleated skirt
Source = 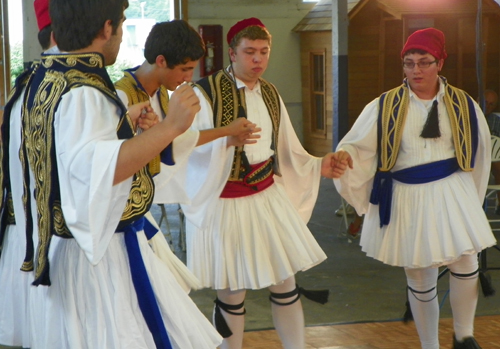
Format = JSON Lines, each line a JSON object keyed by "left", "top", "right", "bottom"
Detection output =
{"left": 0, "top": 225, "right": 31, "bottom": 348}
{"left": 36, "top": 233, "right": 221, "bottom": 349}
{"left": 360, "top": 171, "right": 497, "bottom": 268}
{"left": 186, "top": 182, "right": 327, "bottom": 291}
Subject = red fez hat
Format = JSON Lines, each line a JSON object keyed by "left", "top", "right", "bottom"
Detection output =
{"left": 227, "top": 17, "right": 266, "bottom": 45}
{"left": 34, "top": 0, "right": 51, "bottom": 31}
{"left": 401, "top": 28, "right": 447, "bottom": 60}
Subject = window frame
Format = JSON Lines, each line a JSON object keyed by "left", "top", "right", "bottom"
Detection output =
{"left": 309, "top": 50, "right": 327, "bottom": 138}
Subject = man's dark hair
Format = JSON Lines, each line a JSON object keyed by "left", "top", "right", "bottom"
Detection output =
{"left": 49, "top": 0, "right": 128, "bottom": 52}
{"left": 38, "top": 25, "right": 52, "bottom": 51}
{"left": 402, "top": 48, "right": 433, "bottom": 58}
{"left": 144, "top": 20, "right": 205, "bottom": 68}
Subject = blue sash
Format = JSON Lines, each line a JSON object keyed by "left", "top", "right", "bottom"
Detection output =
{"left": 369, "top": 158, "right": 459, "bottom": 227}
{"left": 121, "top": 218, "right": 172, "bottom": 349}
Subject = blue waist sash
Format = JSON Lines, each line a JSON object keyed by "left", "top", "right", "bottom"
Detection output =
{"left": 369, "top": 158, "right": 460, "bottom": 227}
{"left": 121, "top": 217, "right": 172, "bottom": 349}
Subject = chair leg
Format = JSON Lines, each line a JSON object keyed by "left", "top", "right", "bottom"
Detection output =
{"left": 177, "top": 204, "right": 186, "bottom": 252}
{"left": 158, "top": 204, "right": 174, "bottom": 251}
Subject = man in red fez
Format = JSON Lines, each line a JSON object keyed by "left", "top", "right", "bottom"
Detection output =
{"left": 179, "top": 17, "right": 339, "bottom": 349}
{"left": 331, "top": 27, "right": 494, "bottom": 349}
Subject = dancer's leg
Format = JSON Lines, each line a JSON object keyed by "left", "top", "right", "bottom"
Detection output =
{"left": 405, "top": 267, "right": 439, "bottom": 349}
{"left": 269, "top": 276, "right": 305, "bottom": 349}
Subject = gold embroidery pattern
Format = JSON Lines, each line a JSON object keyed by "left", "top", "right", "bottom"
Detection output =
{"left": 42, "top": 53, "right": 103, "bottom": 70}
{"left": 245, "top": 158, "right": 274, "bottom": 186}
{"left": 53, "top": 203, "right": 71, "bottom": 237}
{"left": 120, "top": 167, "right": 155, "bottom": 222}
{"left": 444, "top": 84, "right": 473, "bottom": 172}
{"left": 379, "top": 86, "right": 409, "bottom": 171}
{"left": 23, "top": 69, "right": 68, "bottom": 280}
{"left": 6, "top": 192, "right": 15, "bottom": 225}
{"left": 213, "top": 71, "right": 244, "bottom": 181}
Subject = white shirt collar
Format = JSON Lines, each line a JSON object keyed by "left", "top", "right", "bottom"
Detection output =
{"left": 225, "top": 66, "right": 262, "bottom": 94}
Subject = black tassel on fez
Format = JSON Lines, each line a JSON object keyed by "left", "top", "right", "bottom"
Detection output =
{"left": 420, "top": 100, "right": 441, "bottom": 139}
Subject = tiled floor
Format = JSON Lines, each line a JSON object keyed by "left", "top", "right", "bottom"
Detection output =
{"left": 242, "top": 315, "right": 500, "bottom": 348}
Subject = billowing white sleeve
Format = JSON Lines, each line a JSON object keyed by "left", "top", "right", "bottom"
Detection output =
{"left": 54, "top": 87, "right": 132, "bottom": 265}
{"left": 333, "top": 98, "right": 379, "bottom": 215}
{"left": 471, "top": 101, "right": 491, "bottom": 200}
{"left": 273, "top": 97, "right": 322, "bottom": 223}
{"left": 153, "top": 129, "right": 200, "bottom": 204}
{"left": 180, "top": 87, "right": 234, "bottom": 229}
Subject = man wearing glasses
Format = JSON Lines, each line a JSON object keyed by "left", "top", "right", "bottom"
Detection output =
{"left": 331, "top": 28, "right": 495, "bottom": 349}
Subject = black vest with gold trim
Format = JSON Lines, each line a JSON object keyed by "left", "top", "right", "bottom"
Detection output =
{"left": 194, "top": 68, "right": 282, "bottom": 180}
{"left": 376, "top": 76, "right": 478, "bottom": 173}
{"left": 22, "top": 52, "right": 155, "bottom": 286}
{"left": 0, "top": 65, "right": 35, "bottom": 259}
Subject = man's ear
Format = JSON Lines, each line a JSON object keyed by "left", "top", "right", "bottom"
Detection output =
{"left": 156, "top": 55, "right": 167, "bottom": 68}
{"left": 228, "top": 47, "right": 236, "bottom": 62}
{"left": 100, "top": 19, "right": 113, "bottom": 40}
{"left": 437, "top": 59, "right": 444, "bottom": 72}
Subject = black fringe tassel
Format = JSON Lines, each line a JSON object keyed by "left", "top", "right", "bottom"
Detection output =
{"left": 298, "top": 287, "right": 329, "bottom": 304}
{"left": 213, "top": 304, "right": 233, "bottom": 338}
{"left": 403, "top": 300, "right": 413, "bottom": 323}
{"left": 479, "top": 271, "right": 496, "bottom": 297}
{"left": 420, "top": 100, "right": 441, "bottom": 139}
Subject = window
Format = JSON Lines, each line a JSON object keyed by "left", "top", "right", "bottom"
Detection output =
{"left": 310, "top": 51, "right": 326, "bottom": 136}
{"left": 109, "top": 0, "right": 183, "bottom": 81}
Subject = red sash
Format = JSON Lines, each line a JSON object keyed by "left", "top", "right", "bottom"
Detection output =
{"left": 220, "top": 159, "right": 274, "bottom": 198}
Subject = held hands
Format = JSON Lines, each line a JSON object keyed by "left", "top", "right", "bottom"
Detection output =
{"left": 128, "top": 101, "right": 159, "bottom": 131}
{"left": 163, "top": 84, "right": 201, "bottom": 136}
{"left": 321, "top": 150, "right": 353, "bottom": 178}
{"left": 226, "top": 118, "right": 262, "bottom": 147}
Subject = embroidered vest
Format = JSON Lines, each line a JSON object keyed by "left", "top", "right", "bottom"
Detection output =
{"left": 194, "top": 69, "right": 282, "bottom": 180}
{"left": 376, "top": 76, "right": 478, "bottom": 173}
{"left": 22, "top": 53, "right": 155, "bottom": 286}
{"left": 0, "top": 67, "right": 34, "bottom": 259}
{"left": 115, "top": 68, "right": 172, "bottom": 175}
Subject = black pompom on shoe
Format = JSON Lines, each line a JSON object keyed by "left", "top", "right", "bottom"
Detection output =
{"left": 453, "top": 335, "right": 482, "bottom": 349}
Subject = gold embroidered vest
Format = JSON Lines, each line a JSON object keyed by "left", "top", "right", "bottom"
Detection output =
{"left": 0, "top": 66, "right": 34, "bottom": 259}
{"left": 194, "top": 69, "right": 282, "bottom": 180}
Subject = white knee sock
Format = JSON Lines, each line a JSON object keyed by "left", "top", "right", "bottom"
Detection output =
{"left": 405, "top": 267, "right": 439, "bottom": 349}
{"left": 215, "top": 289, "right": 246, "bottom": 349}
{"left": 269, "top": 277, "right": 305, "bottom": 349}
{"left": 448, "top": 255, "right": 479, "bottom": 341}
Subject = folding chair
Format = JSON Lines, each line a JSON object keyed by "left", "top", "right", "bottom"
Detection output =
{"left": 157, "top": 203, "right": 187, "bottom": 252}
{"left": 481, "top": 135, "right": 500, "bottom": 272}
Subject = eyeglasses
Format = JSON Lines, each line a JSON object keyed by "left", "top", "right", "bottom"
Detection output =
{"left": 402, "top": 60, "right": 438, "bottom": 69}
